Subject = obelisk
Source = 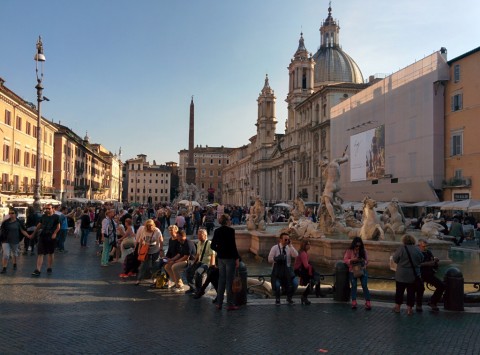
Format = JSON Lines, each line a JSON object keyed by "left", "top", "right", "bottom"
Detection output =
{"left": 185, "top": 96, "right": 196, "bottom": 186}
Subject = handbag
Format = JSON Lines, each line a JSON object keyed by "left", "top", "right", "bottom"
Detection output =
{"left": 232, "top": 269, "right": 242, "bottom": 293}
{"left": 352, "top": 262, "right": 364, "bottom": 278}
{"left": 389, "top": 256, "right": 397, "bottom": 271}
{"left": 137, "top": 243, "right": 149, "bottom": 262}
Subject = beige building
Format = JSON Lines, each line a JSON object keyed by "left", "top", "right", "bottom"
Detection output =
{"left": 179, "top": 146, "right": 233, "bottom": 203}
{"left": 330, "top": 50, "right": 449, "bottom": 202}
{"left": 0, "top": 78, "right": 56, "bottom": 197}
{"left": 126, "top": 154, "right": 171, "bottom": 204}
{"left": 443, "top": 46, "right": 480, "bottom": 201}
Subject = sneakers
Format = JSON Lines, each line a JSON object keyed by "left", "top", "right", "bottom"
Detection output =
{"left": 365, "top": 301, "right": 372, "bottom": 310}
{"left": 351, "top": 300, "right": 358, "bottom": 309}
{"left": 32, "top": 269, "right": 41, "bottom": 277}
{"left": 119, "top": 273, "right": 129, "bottom": 278}
{"left": 0, "top": 267, "right": 6, "bottom": 274}
{"left": 428, "top": 302, "right": 440, "bottom": 312}
{"left": 47, "top": 268, "right": 52, "bottom": 274}
{"left": 173, "top": 286, "right": 185, "bottom": 293}
{"left": 227, "top": 305, "right": 239, "bottom": 311}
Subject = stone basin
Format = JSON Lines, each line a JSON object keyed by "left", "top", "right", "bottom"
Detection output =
{"left": 233, "top": 225, "right": 452, "bottom": 270}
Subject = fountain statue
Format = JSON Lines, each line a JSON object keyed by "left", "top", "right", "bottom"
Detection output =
{"left": 421, "top": 213, "right": 446, "bottom": 239}
{"left": 347, "top": 196, "right": 386, "bottom": 241}
{"left": 381, "top": 198, "right": 407, "bottom": 236}
{"left": 246, "top": 196, "right": 266, "bottom": 231}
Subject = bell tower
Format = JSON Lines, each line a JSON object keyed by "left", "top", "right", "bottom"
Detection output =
{"left": 256, "top": 74, "right": 277, "bottom": 147}
{"left": 286, "top": 33, "right": 314, "bottom": 133}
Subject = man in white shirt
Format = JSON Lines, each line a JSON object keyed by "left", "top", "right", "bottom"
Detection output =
{"left": 268, "top": 233, "right": 299, "bottom": 305}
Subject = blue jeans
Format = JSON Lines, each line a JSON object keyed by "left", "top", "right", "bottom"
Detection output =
{"left": 273, "top": 267, "right": 299, "bottom": 299}
{"left": 101, "top": 241, "right": 111, "bottom": 266}
{"left": 217, "top": 258, "right": 236, "bottom": 306}
{"left": 349, "top": 270, "right": 371, "bottom": 301}
{"left": 80, "top": 228, "right": 90, "bottom": 246}
{"left": 56, "top": 229, "right": 67, "bottom": 250}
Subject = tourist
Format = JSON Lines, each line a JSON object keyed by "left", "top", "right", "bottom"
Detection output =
{"left": 293, "top": 240, "right": 317, "bottom": 305}
{"left": 417, "top": 239, "right": 445, "bottom": 312}
{"left": 30, "top": 204, "right": 61, "bottom": 276}
{"left": 204, "top": 208, "right": 216, "bottom": 235}
{"left": 343, "top": 237, "right": 372, "bottom": 310}
{"left": 134, "top": 219, "right": 163, "bottom": 285}
{"left": 175, "top": 211, "right": 186, "bottom": 230}
{"left": 268, "top": 232, "right": 299, "bottom": 305}
{"left": 193, "top": 265, "right": 219, "bottom": 301}
{"left": 449, "top": 218, "right": 465, "bottom": 246}
{"left": 164, "top": 230, "right": 195, "bottom": 292}
{"left": 117, "top": 218, "right": 136, "bottom": 263}
{"left": 392, "top": 234, "right": 423, "bottom": 315}
{"left": 211, "top": 214, "right": 240, "bottom": 310}
{"left": 1, "top": 208, "right": 30, "bottom": 274}
{"left": 54, "top": 205, "right": 69, "bottom": 253}
{"left": 80, "top": 208, "right": 91, "bottom": 247}
{"left": 185, "top": 228, "right": 216, "bottom": 294}
{"left": 23, "top": 206, "right": 38, "bottom": 256}
{"left": 100, "top": 209, "right": 117, "bottom": 267}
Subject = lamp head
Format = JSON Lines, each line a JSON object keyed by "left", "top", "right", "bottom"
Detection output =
{"left": 34, "top": 36, "right": 46, "bottom": 62}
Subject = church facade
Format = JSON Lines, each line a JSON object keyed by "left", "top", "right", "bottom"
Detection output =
{"left": 222, "top": 5, "right": 368, "bottom": 205}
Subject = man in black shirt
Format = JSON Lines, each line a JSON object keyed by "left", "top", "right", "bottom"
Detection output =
{"left": 416, "top": 239, "right": 445, "bottom": 312}
{"left": 30, "top": 204, "right": 60, "bottom": 276}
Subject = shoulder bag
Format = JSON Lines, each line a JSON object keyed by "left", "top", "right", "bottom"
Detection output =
{"left": 404, "top": 245, "right": 423, "bottom": 291}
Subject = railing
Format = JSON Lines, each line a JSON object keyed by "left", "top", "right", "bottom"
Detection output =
{"left": 246, "top": 272, "right": 335, "bottom": 295}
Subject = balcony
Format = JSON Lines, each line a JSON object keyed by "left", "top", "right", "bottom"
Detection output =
{"left": 442, "top": 177, "right": 472, "bottom": 188}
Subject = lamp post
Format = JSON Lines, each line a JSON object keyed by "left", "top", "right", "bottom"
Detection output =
{"left": 33, "top": 36, "right": 46, "bottom": 212}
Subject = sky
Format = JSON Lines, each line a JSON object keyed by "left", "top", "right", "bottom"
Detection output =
{"left": 1, "top": 0, "right": 479, "bottom": 165}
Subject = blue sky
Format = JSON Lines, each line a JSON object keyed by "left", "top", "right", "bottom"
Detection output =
{"left": 1, "top": 0, "right": 479, "bottom": 164}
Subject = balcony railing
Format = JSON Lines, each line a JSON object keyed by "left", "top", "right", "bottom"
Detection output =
{"left": 443, "top": 177, "right": 472, "bottom": 188}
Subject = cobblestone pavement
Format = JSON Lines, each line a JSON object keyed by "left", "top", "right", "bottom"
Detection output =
{"left": 1, "top": 232, "right": 480, "bottom": 355}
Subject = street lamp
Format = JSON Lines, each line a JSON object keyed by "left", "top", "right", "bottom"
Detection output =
{"left": 33, "top": 36, "right": 46, "bottom": 212}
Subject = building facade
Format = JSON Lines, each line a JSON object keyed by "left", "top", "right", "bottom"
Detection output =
{"left": 443, "top": 47, "right": 480, "bottom": 201}
{"left": 125, "top": 154, "right": 171, "bottom": 204}
{"left": 330, "top": 50, "right": 450, "bottom": 202}
{"left": 0, "top": 78, "right": 56, "bottom": 197}
{"left": 222, "top": 5, "right": 367, "bottom": 206}
{"left": 178, "top": 146, "right": 233, "bottom": 203}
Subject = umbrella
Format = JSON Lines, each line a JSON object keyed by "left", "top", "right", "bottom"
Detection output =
{"left": 441, "top": 199, "right": 480, "bottom": 211}
{"left": 178, "top": 200, "right": 200, "bottom": 207}
{"left": 273, "top": 203, "right": 293, "bottom": 209}
{"left": 7, "top": 197, "right": 35, "bottom": 205}
{"left": 429, "top": 201, "right": 451, "bottom": 208}
{"left": 409, "top": 201, "right": 438, "bottom": 207}
{"left": 40, "top": 198, "right": 62, "bottom": 205}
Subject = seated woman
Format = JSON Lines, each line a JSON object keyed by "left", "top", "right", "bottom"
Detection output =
{"left": 135, "top": 219, "right": 163, "bottom": 286}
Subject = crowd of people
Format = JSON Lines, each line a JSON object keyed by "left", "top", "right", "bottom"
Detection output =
{"left": 0, "top": 202, "right": 451, "bottom": 313}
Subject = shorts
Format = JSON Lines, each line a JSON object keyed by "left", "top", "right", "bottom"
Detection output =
{"left": 37, "top": 236, "right": 56, "bottom": 255}
{"left": 1, "top": 243, "right": 20, "bottom": 259}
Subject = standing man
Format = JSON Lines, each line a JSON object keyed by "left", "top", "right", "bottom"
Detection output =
{"left": 30, "top": 204, "right": 60, "bottom": 276}
{"left": 416, "top": 239, "right": 445, "bottom": 312}
{"left": 101, "top": 209, "right": 117, "bottom": 267}
{"left": 1, "top": 208, "right": 30, "bottom": 274}
{"left": 54, "top": 205, "right": 69, "bottom": 253}
{"left": 211, "top": 214, "right": 240, "bottom": 311}
{"left": 268, "top": 233, "right": 299, "bottom": 305}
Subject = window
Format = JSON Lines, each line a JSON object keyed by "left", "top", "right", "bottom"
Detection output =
{"left": 451, "top": 131, "right": 463, "bottom": 156}
{"left": 26, "top": 122, "right": 31, "bottom": 135}
{"left": 451, "top": 93, "right": 463, "bottom": 111}
{"left": 4, "top": 110, "right": 11, "bottom": 125}
{"left": 15, "top": 116, "right": 22, "bottom": 130}
{"left": 210, "top": 170, "right": 213, "bottom": 177}
{"left": 14, "top": 148, "right": 21, "bottom": 165}
{"left": 31, "top": 154, "right": 36, "bottom": 168}
{"left": 454, "top": 169, "right": 463, "bottom": 179}
{"left": 3, "top": 143, "right": 10, "bottom": 162}
{"left": 24, "top": 152, "right": 30, "bottom": 167}
{"left": 33, "top": 126, "right": 38, "bottom": 138}
{"left": 454, "top": 64, "right": 460, "bottom": 83}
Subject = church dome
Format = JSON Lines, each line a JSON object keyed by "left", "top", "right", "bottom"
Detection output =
{"left": 312, "top": 5, "right": 364, "bottom": 86}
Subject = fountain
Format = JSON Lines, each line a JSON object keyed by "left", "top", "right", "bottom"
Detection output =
{"left": 234, "top": 152, "right": 452, "bottom": 270}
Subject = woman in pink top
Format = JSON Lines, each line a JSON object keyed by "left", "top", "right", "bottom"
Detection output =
{"left": 343, "top": 237, "right": 371, "bottom": 310}
{"left": 294, "top": 240, "right": 314, "bottom": 305}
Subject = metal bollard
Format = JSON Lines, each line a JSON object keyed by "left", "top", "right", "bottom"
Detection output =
{"left": 234, "top": 261, "right": 248, "bottom": 306}
{"left": 443, "top": 267, "right": 464, "bottom": 311}
{"left": 334, "top": 261, "right": 350, "bottom": 302}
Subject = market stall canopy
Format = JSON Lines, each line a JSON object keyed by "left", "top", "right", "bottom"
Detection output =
{"left": 39, "top": 198, "right": 61, "bottom": 205}
{"left": 273, "top": 203, "right": 293, "bottom": 209}
{"left": 440, "top": 199, "right": 480, "bottom": 211}
{"left": 67, "top": 197, "right": 90, "bottom": 204}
